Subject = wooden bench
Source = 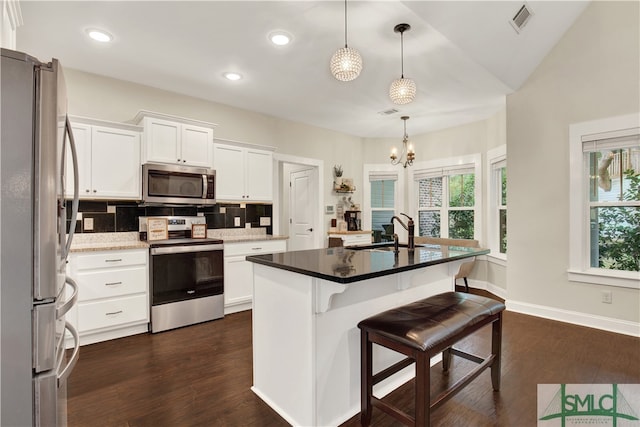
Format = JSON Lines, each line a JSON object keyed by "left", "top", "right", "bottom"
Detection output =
{"left": 358, "top": 292, "right": 505, "bottom": 426}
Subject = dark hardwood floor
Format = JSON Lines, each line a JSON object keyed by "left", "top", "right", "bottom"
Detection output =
{"left": 68, "top": 290, "right": 640, "bottom": 426}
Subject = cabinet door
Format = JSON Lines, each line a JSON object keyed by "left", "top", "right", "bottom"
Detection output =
{"left": 144, "top": 117, "right": 180, "bottom": 164}
{"left": 223, "top": 256, "right": 254, "bottom": 308}
{"left": 245, "top": 149, "right": 273, "bottom": 201}
{"left": 65, "top": 123, "right": 92, "bottom": 198}
{"left": 213, "top": 144, "right": 245, "bottom": 200}
{"left": 90, "top": 126, "right": 141, "bottom": 199}
{"left": 181, "top": 125, "right": 213, "bottom": 167}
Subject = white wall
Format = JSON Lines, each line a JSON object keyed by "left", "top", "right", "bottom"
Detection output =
{"left": 506, "top": 1, "right": 640, "bottom": 323}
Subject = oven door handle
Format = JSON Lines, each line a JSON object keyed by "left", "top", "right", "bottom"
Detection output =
{"left": 150, "top": 243, "right": 224, "bottom": 255}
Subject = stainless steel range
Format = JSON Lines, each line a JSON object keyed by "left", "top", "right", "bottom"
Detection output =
{"left": 139, "top": 216, "right": 224, "bottom": 333}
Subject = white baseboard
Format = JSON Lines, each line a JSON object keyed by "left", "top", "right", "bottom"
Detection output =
{"left": 506, "top": 299, "right": 640, "bottom": 337}
{"left": 467, "top": 280, "right": 639, "bottom": 337}
{"left": 465, "top": 279, "right": 508, "bottom": 300}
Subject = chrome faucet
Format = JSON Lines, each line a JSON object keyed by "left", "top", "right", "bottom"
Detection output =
{"left": 390, "top": 213, "right": 415, "bottom": 252}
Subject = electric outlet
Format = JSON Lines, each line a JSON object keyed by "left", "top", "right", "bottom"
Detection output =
{"left": 84, "top": 217, "right": 94, "bottom": 231}
{"left": 234, "top": 217, "right": 241, "bottom": 227}
{"left": 601, "top": 290, "right": 612, "bottom": 304}
{"left": 107, "top": 205, "right": 116, "bottom": 214}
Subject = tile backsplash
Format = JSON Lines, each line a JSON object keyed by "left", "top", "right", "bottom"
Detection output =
{"left": 66, "top": 201, "right": 273, "bottom": 234}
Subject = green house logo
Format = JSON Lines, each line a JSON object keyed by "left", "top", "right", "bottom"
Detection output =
{"left": 539, "top": 384, "right": 639, "bottom": 426}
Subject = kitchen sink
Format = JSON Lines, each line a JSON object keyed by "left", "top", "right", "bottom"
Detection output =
{"left": 348, "top": 243, "right": 423, "bottom": 252}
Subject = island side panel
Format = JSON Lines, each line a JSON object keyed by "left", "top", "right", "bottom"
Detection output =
{"left": 251, "top": 264, "right": 316, "bottom": 426}
{"left": 313, "top": 263, "right": 457, "bottom": 426}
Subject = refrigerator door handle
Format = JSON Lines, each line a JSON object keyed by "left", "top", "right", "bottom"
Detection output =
{"left": 56, "top": 276, "right": 78, "bottom": 319}
{"left": 58, "top": 322, "right": 79, "bottom": 386}
{"left": 62, "top": 115, "right": 79, "bottom": 261}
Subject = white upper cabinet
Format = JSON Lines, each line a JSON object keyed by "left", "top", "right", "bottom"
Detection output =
{"left": 135, "top": 111, "right": 216, "bottom": 168}
{"left": 66, "top": 118, "right": 141, "bottom": 200}
{"left": 213, "top": 141, "right": 274, "bottom": 202}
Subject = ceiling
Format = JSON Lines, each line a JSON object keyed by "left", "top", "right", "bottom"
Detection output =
{"left": 16, "top": 1, "right": 589, "bottom": 138}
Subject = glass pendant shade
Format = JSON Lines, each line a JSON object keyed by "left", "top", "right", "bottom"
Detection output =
{"left": 330, "top": 46, "right": 363, "bottom": 82}
{"left": 389, "top": 77, "right": 416, "bottom": 105}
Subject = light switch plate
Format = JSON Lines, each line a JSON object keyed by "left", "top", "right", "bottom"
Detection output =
{"left": 260, "top": 217, "right": 271, "bottom": 226}
{"left": 84, "top": 217, "right": 94, "bottom": 231}
{"left": 107, "top": 206, "right": 116, "bottom": 214}
{"left": 234, "top": 217, "right": 241, "bottom": 227}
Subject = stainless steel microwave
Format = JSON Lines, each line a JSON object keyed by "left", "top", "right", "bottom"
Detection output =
{"left": 142, "top": 163, "right": 216, "bottom": 205}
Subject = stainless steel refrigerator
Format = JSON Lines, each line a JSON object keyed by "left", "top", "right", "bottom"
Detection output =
{"left": 1, "top": 48, "right": 80, "bottom": 426}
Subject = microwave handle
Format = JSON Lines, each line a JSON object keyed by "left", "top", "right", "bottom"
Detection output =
{"left": 202, "top": 174, "right": 208, "bottom": 198}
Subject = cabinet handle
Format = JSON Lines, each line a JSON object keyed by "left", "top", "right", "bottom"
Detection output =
{"left": 186, "top": 290, "right": 195, "bottom": 295}
{"left": 105, "top": 281, "right": 122, "bottom": 286}
{"left": 105, "top": 310, "right": 123, "bottom": 316}
{"left": 177, "top": 158, "right": 181, "bottom": 162}
{"left": 183, "top": 160, "right": 186, "bottom": 163}
{"left": 85, "top": 189, "right": 90, "bottom": 193}
{"left": 93, "top": 189, "right": 97, "bottom": 193}
{"left": 251, "top": 247, "right": 262, "bottom": 251}
{"left": 105, "top": 259, "right": 122, "bottom": 263}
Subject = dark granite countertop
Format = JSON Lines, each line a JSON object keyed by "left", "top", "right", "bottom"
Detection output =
{"left": 246, "top": 243, "right": 490, "bottom": 284}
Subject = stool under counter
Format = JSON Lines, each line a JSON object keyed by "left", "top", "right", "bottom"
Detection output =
{"left": 358, "top": 291, "right": 506, "bottom": 426}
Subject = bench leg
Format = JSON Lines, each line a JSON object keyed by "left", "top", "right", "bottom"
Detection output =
{"left": 361, "top": 330, "right": 373, "bottom": 426}
{"left": 415, "top": 352, "right": 431, "bottom": 427}
{"left": 442, "top": 347, "right": 452, "bottom": 373}
{"left": 491, "top": 314, "right": 502, "bottom": 391}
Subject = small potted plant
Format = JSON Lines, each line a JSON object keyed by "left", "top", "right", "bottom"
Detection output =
{"left": 334, "top": 165, "right": 343, "bottom": 188}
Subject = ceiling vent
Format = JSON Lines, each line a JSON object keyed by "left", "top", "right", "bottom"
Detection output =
{"left": 378, "top": 108, "right": 399, "bottom": 116}
{"left": 510, "top": 3, "right": 534, "bottom": 34}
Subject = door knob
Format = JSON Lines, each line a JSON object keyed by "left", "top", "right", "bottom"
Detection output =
{"left": 307, "top": 228, "right": 313, "bottom": 232}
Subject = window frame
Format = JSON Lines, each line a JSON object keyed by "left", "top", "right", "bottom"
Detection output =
{"left": 486, "top": 145, "right": 507, "bottom": 264}
{"left": 568, "top": 113, "right": 640, "bottom": 289}
{"left": 408, "top": 153, "right": 482, "bottom": 241}
{"left": 363, "top": 164, "right": 404, "bottom": 241}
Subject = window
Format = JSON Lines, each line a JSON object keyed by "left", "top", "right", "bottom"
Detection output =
{"left": 410, "top": 154, "right": 481, "bottom": 240}
{"left": 585, "top": 139, "right": 639, "bottom": 271}
{"left": 487, "top": 145, "right": 507, "bottom": 261}
{"left": 569, "top": 114, "right": 640, "bottom": 288}
{"left": 363, "top": 166, "right": 404, "bottom": 243}
{"left": 371, "top": 179, "right": 395, "bottom": 234}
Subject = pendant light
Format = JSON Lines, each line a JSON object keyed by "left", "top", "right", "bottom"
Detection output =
{"left": 390, "top": 116, "right": 415, "bottom": 168}
{"left": 330, "top": 0, "right": 363, "bottom": 82}
{"left": 389, "top": 23, "right": 416, "bottom": 105}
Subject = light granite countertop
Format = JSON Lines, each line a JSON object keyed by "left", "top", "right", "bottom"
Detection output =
{"left": 69, "top": 230, "right": 288, "bottom": 252}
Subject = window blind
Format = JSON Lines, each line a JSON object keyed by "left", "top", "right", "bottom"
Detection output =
{"left": 582, "top": 132, "right": 639, "bottom": 152}
{"left": 413, "top": 165, "right": 475, "bottom": 181}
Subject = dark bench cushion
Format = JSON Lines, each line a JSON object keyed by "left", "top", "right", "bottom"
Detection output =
{"left": 358, "top": 292, "right": 505, "bottom": 352}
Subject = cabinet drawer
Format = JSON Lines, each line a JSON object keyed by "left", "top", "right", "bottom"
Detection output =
{"left": 75, "top": 250, "right": 147, "bottom": 270}
{"left": 224, "top": 240, "right": 287, "bottom": 257}
{"left": 76, "top": 266, "right": 147, "bottom": 301}
{"left": 78, "top": 294, "right": 148, "bottom": 332}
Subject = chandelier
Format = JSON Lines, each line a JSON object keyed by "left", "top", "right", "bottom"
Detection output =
{"left": 389, "top": 23, "right": 416, "bottom": 105}
{"left": 390, "top": 116, "right": 415, "bottom": 168}
{"left": 330, "top": 0, "right": 363, "bottom": 81}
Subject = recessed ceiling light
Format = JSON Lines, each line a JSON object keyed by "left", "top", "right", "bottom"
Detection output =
{"left": 86, "top": 28, "right": 113, "bottom": 43}
{"left": 269, "top": 31, "right": 292, "bottom": 46}
{"left": 223, "top": 72, "right": 243, "bottom": 81}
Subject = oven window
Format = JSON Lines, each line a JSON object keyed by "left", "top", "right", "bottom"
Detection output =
{"left": 148, "top": 171, "right": 204, "bottom": 198}
{"left": 152, "top": 250, "right": 224, "bottom": 305}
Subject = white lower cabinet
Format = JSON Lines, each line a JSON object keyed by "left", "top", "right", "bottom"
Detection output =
{"left": 67, "top": 248, "right": 149, "bottom": 347}
{"left": 223, "top": 240, "right": 286, "bottom": 314}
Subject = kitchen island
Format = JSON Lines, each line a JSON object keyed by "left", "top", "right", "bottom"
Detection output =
{"left": 246, "top": 243, "right": 489, "bottom": 426}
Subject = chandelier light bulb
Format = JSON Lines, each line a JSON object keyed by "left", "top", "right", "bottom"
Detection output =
{"left": 330, "top": 47, "right": 363, "bottom": 82}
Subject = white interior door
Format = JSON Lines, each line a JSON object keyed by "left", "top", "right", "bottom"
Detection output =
{"left": 289, "top": 168, "right": 315, "bottom": 251}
